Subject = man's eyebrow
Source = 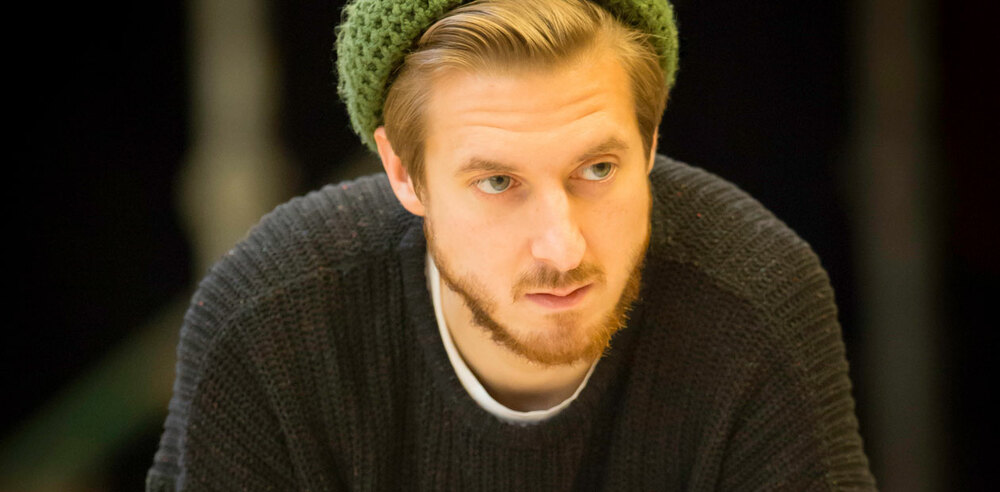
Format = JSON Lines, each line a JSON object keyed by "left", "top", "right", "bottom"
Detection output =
{"left": 577, "top": 136, "right": 629, "bottom": 161}
{"left": 456, "top": 158, "right": 519, "bottom": 177}
{"left": 455, "top": 136, "right": 630, "bottom": 177}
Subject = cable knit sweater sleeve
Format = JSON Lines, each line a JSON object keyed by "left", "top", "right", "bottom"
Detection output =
{"left": 176, "top": 307, "right": 299, "bottom": 489}
{"left": 146, "top": 226, "right": 316, "bottom": 489}
{"left": 145, "top": 268, "right": 297, "bottom": 489}
{"left": 714, "top": 267, "right": 870, "bottom": 490}
{"left": 147, "top": 175, "right": 407, "bottom": 490}
{"left": 647, "top": 156, "right": 874, "bottom": 489}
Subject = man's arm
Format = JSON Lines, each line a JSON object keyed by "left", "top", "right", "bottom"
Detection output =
{"left": 718, "top": 281, "right": 877, "bottom": 490}
{"left": 147, "top": 285, "right": 298, "bottom": 490}
{"left": 648, "top": 157, "right": 877, "bottom": 489}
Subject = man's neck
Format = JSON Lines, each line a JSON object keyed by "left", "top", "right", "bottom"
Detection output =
{"left": 439, "top": 277, "right": 595, "bottom": 412}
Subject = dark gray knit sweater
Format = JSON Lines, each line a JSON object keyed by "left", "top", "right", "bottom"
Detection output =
{"left": 147, "top": 156, "right": 876, "bottom": 490}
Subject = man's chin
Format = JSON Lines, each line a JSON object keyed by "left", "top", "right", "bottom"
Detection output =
{"left": 481, "top": 310, "right": 616, "bottom": 367}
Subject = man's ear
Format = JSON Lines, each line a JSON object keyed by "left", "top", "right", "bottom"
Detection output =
{"left": 647, "top": 127, "right": 659, "bottom": 174}
{"left": 374, "top": 126, "right": 425, "bottom": 217}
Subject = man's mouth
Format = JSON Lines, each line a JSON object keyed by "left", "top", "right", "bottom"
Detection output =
{"left": 524, "top": 284, "right": 592, "bottom": 310}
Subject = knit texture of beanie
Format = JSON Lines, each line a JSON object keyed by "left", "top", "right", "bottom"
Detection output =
{"left": 335, "top": 0, "right": 679, "bottom": 152}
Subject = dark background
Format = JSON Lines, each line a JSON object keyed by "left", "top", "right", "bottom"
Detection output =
{"left": 8, "top": 0, "right": 996, "bottom": 489}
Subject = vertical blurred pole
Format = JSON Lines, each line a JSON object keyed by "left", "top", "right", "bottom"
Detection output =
{"left": 1, "top": 0, "right": 295, "bottom": 489}
{"left": 180, "top": 0, "right": 294, "bottom": 276}
{"left": 852, "top": 0, "right": 943, "bottom": 489}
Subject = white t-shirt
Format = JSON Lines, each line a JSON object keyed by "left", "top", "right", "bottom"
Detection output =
{"left": 426, "top": 253, "right": 598, "bottom": 425}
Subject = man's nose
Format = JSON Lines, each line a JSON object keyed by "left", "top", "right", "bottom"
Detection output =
{"left": 529, "top": 188, "right": 586, "bottom": 272}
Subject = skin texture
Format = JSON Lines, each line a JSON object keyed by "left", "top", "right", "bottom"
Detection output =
{"left": 376, "top": 47, "right": 656, "bottom": 410}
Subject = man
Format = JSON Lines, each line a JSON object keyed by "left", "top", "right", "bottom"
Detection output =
{"left": 148, "top": 0, "right": 876, "bottom": 490}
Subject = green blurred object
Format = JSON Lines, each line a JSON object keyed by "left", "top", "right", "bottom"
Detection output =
{"left": 0, "top": 295, "right": 187, "bottom": 491}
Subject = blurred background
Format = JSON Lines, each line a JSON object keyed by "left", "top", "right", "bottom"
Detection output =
{"left": 6, "top": 0, "right": 996, "bottom": 489}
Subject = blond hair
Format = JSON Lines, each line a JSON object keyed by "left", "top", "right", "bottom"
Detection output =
{"left": 382, "top": 0, "right": 668, "bottom": 192}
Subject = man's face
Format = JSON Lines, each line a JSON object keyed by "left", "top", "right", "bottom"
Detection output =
{"left": 420, "top": 48, "right": 653, "bottom": 366}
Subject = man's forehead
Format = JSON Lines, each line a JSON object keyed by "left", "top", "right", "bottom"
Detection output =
{"left": 422, "top": 50, "right": 641, "bottom": 168}
{"left": 426, "top": 50, "right": 625, "bottom": 117}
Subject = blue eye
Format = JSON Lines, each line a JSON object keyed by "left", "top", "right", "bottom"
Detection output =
{"left": 475, "top": 175, "right": 513, "bottom": 194}
{"left": 580, "top": 162, "right": 615, "bottom": 181}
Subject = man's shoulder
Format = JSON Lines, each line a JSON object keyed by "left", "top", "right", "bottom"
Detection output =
{"left": 213, "top": 173, "right": 414, "bottom": 289}
{"left": 185, "top": 173, "right": 420, "bottom": 337}
{"left": 632, "top": 158, "right": 872, "bottom": 490}
{"left": 150, "top": 174, "right": 426, "bottom": 490}
{"left": 647, "top": 154, "right": 834, "bottom": 325}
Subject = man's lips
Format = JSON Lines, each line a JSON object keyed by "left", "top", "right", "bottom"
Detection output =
{"left": 524, "top": 284, "right": 592, "bottom": 310}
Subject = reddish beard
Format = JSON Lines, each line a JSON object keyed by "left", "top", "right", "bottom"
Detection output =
{"left": 425, "top": 221, "right": 647, "bottom": 366}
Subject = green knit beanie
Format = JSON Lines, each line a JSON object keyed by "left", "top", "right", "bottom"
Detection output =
{"left": 335, "top": 0, "right": 679, "bottom": 152}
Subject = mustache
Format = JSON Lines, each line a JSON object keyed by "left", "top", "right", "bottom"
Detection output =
{"left": 511, "top": 262, "right": 605, "bottom": 299}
